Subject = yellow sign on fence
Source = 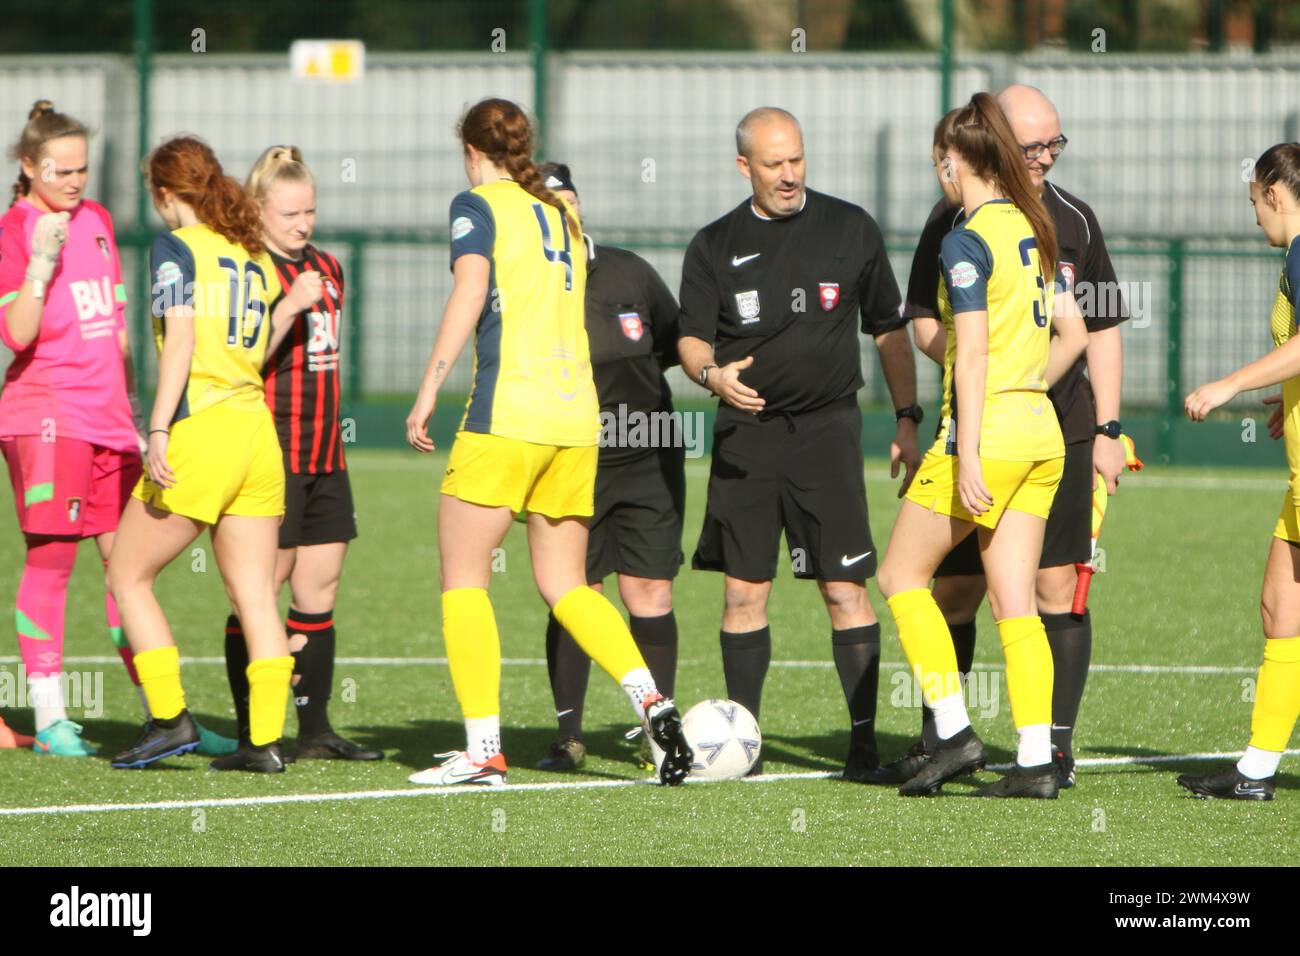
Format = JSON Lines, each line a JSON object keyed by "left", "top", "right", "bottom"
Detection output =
{"left": 290, "top": 40, "right": 365, "bottom": 82}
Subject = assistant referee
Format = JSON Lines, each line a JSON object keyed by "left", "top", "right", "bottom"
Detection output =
{"left": 877, "top": 85, "right": 1128, "bottom": 788}
{"left": 677, "top": 107, "right": 921, "bottom": 780}
{"left": 532, "top": 163, "right": 685, "bottom": 772}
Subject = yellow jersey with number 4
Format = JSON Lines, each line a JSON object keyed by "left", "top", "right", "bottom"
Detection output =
{"left": 935, "top": 198, "right": 1063, "bottom": 462}
{"left": 149, "top": 224, "right": 278, "bottom": 422}
{"left": 448, "top": 179, "right": 597, "bottom": 447}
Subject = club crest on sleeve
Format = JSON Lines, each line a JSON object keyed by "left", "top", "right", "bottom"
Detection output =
{"left": 819, "top": 282, "right": 840, "bottom": 312}
{"left": 618, "top": 311, "right": 644, "bottom": 341}
{"left": 451, "top": 216, "right": 473, "bottom": 241}
{"left": 1059, "top": 261, "right": 1076, "bottom": 291}
{"left": 156, "top": 261, "right": 182, "bottom": 287}
{"left": 95, "top": 235, "right": 111, "bottom": 261}
{"left": 735, "top": 289, "right": 760, "bottom": 324}
{"left": 949, "top": 261, "right": 978, "bottom": 289}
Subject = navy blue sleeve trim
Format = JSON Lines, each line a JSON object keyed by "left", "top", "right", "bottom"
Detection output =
{"left": 939, "top": 228, "right": 993, "bottom": 314}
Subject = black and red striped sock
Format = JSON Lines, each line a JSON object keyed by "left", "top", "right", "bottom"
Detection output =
{"left": 289, "top": 608, "right": 336, "bottom": 737}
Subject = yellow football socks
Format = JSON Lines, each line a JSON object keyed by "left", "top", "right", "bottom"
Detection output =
{"left": 134, "top": 646, "right": 185, "bottom": 721}
{"left": 442, "top": 587, "right": 501, "bottom": 720}
{"left": 1248, "top": 636, "right": 1300, "bottom": 752}
{"left": 247, "top": 655, "right": 294, "bottom": 746}
{"left": 553, "top": 586, "right": 647, "bottom": 683}
{"left": 997, "top": 615, "right": 1054, "bottom": 730}
{"left": 886, "top": 588, "right": 962, "bottom": 706}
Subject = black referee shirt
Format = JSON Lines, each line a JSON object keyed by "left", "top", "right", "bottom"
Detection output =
{"left": 585, "top": 237, "right": 680, "bottom": 465}
{"left": 904, "top": 182, "right": 1127, "bottom": 444}
{"left": 679, "top": 188, "right": 904, "bottom": 415}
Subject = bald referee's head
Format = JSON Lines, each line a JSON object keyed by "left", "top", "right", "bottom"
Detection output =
{"left": 996, "top": 85, "right": 1063, "bottom": 191}
{"left": 736, "top": 107, "right": 805, "bottom": 218}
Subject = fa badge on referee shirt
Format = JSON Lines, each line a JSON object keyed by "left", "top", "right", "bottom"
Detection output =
{"left": 735, "top": 290, "right": 760, "bottom": 325}
{"left": 619, "top": 311, "right": 644, "bottom": 341}
{"left": 819, "top": 282, "right": 840, "bottom": 312}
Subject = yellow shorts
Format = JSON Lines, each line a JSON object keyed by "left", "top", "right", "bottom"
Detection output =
{"left": 1274, "top": 491, "right": 1300, "bottom": 544}
{"left": 133, "top": 402, "right": 285, "bottom": 525}
{"left": 441, "top": 430, "right": 597, "bottom": 519}
{"left": 906, "top": 448, "right": 1064, "bottom": 529}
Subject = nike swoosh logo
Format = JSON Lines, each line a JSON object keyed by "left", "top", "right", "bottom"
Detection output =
{"left": 851, "top": 718, "right": 873, "bottom": 727}
{"left": 731, "top": 253, "right": 761, "bottom": 267}
{"left": 555, "top": 709, "right": 574, "bottom": 718}
{"left": 841, "top": 551, "right": 873, "bottom": 566}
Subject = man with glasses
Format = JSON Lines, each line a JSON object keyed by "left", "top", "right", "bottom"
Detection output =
{"left": 863, "top": 85, "right": 1128, "bottom": 790}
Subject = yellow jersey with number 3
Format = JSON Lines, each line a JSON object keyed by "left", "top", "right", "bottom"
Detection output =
{"left": 150, "top": 224, "right": 278, "bottom": 422}
{"left": 935, "top": 198, "right": 1063, "bottom": 462}
{"left": 448, "top": 179, "right": 597, "bottom": 447}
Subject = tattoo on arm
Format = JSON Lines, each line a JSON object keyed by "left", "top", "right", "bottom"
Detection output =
{"left": 432, "top": 359, "right": 448, "bottom": 385}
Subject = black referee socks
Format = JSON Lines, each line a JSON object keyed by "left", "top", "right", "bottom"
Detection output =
{"left": 920, "top": 619, "right": 977, "bottom": 750}
{"left": 832, "top": 624, "right": 881, "bottom": 754}
{"left": 1043, "top": 609, "right": 1092, "bottom": 763}
{"left": 288, "top": 608, "right": 337, "bottom": 737}
{"left": 544, "top": 613, "right": 591, "bottom": 740}
{"left": 630, "top": 611, "right": 678, "bottom": 700}
{"left": 720, "top": 626, "right": 772, "bottom": 723}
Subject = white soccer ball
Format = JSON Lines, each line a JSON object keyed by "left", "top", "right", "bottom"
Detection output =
{"left": 679, "top": 698, "right": 762, "bottom": 780}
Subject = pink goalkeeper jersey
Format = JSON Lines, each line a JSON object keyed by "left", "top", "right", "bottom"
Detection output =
{"left": 0, "top": 197, "right": 138, "bottom": 453}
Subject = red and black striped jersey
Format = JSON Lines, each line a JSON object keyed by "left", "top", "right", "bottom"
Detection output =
{"left": 264, "top": 244, "right": 346, "bottom": 474}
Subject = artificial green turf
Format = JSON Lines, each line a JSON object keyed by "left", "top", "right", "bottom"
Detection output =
{"left": 0, "top": 449, "right": 1295, "bottom": 866}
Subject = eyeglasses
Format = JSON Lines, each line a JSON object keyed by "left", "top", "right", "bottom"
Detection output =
{"left": 1020, "top": 135, "right": 1068, "bottom": 160}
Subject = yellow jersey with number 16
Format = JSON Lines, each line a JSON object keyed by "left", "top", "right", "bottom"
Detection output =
{"left": 936, "top": 198, "right": 1063, "bottom": 463}
{"left": 150, "top": 223, "right": 278, "bottom": 423}
{"left": 448, "top": 179, "right": 597, "bottom": 447}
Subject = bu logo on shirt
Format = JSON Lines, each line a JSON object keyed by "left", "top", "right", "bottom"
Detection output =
{"left": 618, "top": 311, "right": 644, "bottom": 342}
{"left": 819, "top": 282, "right": 840, "bottom": 312}
{"left": 69, "top": 277, "right": 114, "bottom": 321}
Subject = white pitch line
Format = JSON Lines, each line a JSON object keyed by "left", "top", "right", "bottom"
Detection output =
{"left": 1, "top": 749, "right": 1293, "bottom": 818}
{"left": 0, "top": 656, "right": 1259, "bottom": 675}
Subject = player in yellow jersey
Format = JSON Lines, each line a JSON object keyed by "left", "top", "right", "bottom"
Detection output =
{"left": 1181, "top": 143, "right": 1300, "bottom": 800}
{"left": 404, "top": 98, "right": 692, "bottom": 786}
{"left": 107, "top": 137, "right": 323, "bottom": 772}
{"left": 876, "top": 93, "right": 1088, "bottom": 798}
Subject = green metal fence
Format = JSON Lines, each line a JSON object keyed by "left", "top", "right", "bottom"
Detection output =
{"left": 6, "top": 0, "right": 1299, "bottom": 465}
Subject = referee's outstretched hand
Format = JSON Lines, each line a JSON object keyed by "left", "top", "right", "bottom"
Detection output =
{"left": 713, "top": 356, "right": 765, "bottom": 414}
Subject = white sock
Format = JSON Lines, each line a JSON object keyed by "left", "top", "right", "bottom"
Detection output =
{"left": 1237, "top": 745, "right": 1282, "bottom": 780}
{"left": 465, "top": 716, "right": 501, "bottom": 764}
{"left": 931, "top": 692, "right": 970, "bottom": 740}
{"left": 28, "top": 675, "right": 67, "bottom": 732}
{"left": 1017, "top": 723, "right": 1052, "bottom": 767}
{"left": 135, "top": 685, "right": 151, "bottom": 719}
{"left": 619, "top": 667, "right": 659, "bottom": 719}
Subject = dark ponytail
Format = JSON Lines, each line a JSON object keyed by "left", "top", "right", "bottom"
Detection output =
{"left": 457, "top": 98, "right": 580, "bottom": 240}
{"left": 1254, "top": 143, "right": 1300, "bottom": 203}
{"left": 8, "top": 100, "right": 91, "bottom": 207}
{"left": 934, "top": 92, "right": 1057, "bottom": 281}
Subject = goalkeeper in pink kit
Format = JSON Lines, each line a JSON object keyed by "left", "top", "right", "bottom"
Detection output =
{"left": 0, "top": 101, "right": 233, "bottom": 756}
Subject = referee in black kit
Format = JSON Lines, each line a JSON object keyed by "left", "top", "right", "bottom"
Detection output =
{"left": 870, "top": 85, "right": 1128, "bottom": 788}
{"left": 677, "top": 107, "right": 922, "bottom": 779}
{"left": 532, "top": 163, "right": 686, "bottom": 772}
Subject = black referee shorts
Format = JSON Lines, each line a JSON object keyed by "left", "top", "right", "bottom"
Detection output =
{"left": 586, "top": 445, "right": 686, "bottom": 584}
{"left": 279, "top": 469, "right": 359, "bottom": 550}
{"left": 933, "top": 438, "right": 1093, "bottom": 577}
{"left": 693, "top": 395, "right": 876, "bottom": 583}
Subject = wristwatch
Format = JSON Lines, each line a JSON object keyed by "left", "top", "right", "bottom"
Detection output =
{"left": 699, "top": 364, "right": 718, "bottom": 387}
{"left": 895, "top": 404, "right": 924, "bottom": 425}
{"left": 1095, "top": 420, "right": 1121, "bottom": 439}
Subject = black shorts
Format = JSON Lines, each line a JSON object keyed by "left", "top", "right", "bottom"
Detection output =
{"left": 693, "top": 395, "right": 875, "bottom": 583}
{"left": 587, "top": 445, "right": 685, "bottom": 584}
{"left": 279, "top": 469, "right": 358, "bottom": 550}
{"left": 934, "top": 438, "right": 1092, "bottom": 577}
